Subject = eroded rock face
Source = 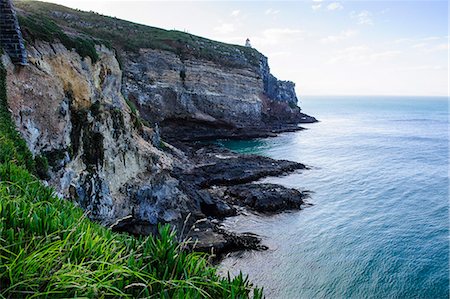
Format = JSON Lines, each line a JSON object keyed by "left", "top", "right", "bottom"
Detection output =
{"left": 122, "top": 49, "right": 263, "bottom": 127}
{"left": 4, "top": 42, "right": 189, "bottom": 226}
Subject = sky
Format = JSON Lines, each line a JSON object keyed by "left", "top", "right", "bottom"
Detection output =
{"left": 45, "top": 0, "right": 448, "bottom": 96}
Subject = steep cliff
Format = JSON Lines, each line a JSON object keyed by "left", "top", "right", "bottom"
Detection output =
{"left": 4, "top": 1, "right": 314, "bottom": 235}
{"left": 122, "top": 49, "right": 314, "bottom": 141}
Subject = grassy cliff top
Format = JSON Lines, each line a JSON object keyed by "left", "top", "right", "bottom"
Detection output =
{"left": 14, "top": 0, "right": 264, "bottom": 68}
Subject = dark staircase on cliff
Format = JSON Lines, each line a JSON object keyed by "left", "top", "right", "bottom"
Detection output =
{"left": 0, "top": 0, "right": 27, "bottom": 65}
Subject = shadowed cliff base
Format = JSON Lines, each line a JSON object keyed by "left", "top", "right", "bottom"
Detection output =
{"left": 112, "top": 142, "right": 311, "bottom": 259}
{"left": 160, "top": 114, "right": 317, "bottom": 142}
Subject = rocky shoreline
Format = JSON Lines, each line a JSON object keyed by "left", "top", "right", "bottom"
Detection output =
{"left": 109, "top": 137, "right": 311, "bottom": 259}
{"left": 160, "top": 114, "right": 317, "bottom": 142}
{"left": 162, "top": 138, "right": 311, "bottom": 260}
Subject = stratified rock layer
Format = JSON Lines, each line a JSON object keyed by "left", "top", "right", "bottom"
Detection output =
{"left": 122, "top": 49, "right": 315, "bottom": 141}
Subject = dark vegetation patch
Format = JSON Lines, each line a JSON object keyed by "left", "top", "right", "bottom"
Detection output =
{"left": 111, "top": 108, "right": 125, "bottom": 139}
{"left": 89, "top": 100, "right": 101, "bottom": 117}
{"left": 67, "top": 98, "right": 87, "bottom": 157}
{"left": 289, "top": 101, "right": 298, "bottom": 109}
{"left": 82, "top": 130, "right": 104, "bottom": 169}
{"left": 66, "top": 96, "right": 105, "bottom": 169}
{"left": 125, "top": 97, "right": 149, "bottom": 130}
{"left": 42, "top": 148, "right": 68, "bottom": 168}
{"left": 18, "top": 13, "right": 99, "bottom": 62}
{"left": 180, "top": 69, "right": 186, "bottom": 84}
{"left": 0, "top": 50, "right": 35, "bottom": 172}
{"left": 125, "top": 98, "right": 138, "bottom": 115}
{"left": 34, "top": 154, "right": 49, "bottom": 179}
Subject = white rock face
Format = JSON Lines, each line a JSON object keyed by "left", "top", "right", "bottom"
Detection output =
{"left": 5, "top": 42, "right": 190, "bottom": 226}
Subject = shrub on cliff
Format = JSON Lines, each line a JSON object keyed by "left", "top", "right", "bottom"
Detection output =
{"left": 0, "top": 61, "right": 262, "bottom": 297}
{"left": 18, "top": 15, "right": 99, "bottom": 63}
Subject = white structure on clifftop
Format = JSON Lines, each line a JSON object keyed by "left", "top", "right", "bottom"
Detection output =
{"left": 245, "top": 38, "right": 252, "bottom": 47}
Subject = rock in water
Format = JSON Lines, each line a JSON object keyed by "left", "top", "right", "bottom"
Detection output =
{"left": 225, "top": 183, "right": 309, "bottom": 213}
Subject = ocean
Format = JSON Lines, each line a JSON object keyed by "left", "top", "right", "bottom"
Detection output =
{"left": 218, "top": 96, "right": 449, "bottom": 298}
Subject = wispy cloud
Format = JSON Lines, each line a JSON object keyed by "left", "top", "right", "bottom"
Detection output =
{"left": 422, "top": 36, "right": 441, "bottom": 41}
{"left": 266, "top": 51, "right": 292, "bottom": 57}
{"left": 412, "top": 43, "right": 427, "bottom": 48}
{"left": 311, "top": 0, "right": 322, "bottom": 11}
{"left": 329, "top": 45, "right": 401, "bottom": 64}
{"left": 395, "top": 36, "right": 445, "bottom": 44}
{"left": 263, "top": 28, "right": 303, "bottom": 41}
{"left": 230, "top": 10, "right": 240, "bottom": 17}
{"left": 351, "top": 10, "right": 374, "bottom": 25}
{"left": 265, "top": 8, "right": 280, "bottom": 16}
{"left": 252, "top": 28, "right": 304, "bottom": 46}
{"left": 425, "top": 43, "right": 449, "bottom": 52}
{"left": 393, "top": 65, "right": 447, "bottom": 72}
{"left": 393, "top": 36, "right": 448, "bottom": 52}
{"left": 312, "top": 4, "right": 322, "bottom": 11}
{"left": 370, "top": 50, "right": 401, "bottom": 60}
{"left": 394, "top": 38, "right": 414, "bottom": 44}
{"left": 327, "top": 2, "right": 343, "bottom": 11}
{"left": 321, "top": 29, "right": 357, "bottom": 43}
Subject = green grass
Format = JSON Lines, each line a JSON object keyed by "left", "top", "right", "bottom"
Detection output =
{"left": 0, "top": 57, "right": 262, "bottom": 298}
{"left": 0, "top": 51, "right": 35, "bottom": 172}
{"left": 15, "top": 1, "right": 263, "bottom": 69}
{"left": 18, "top": 14, "right": 99, "bottom": 63}
{"left": 125, "top": 98, "right": 151, "bottom": 130}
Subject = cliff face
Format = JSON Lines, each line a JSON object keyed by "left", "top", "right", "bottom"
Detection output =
{"left": 123, "top": 49, "right": 262, "bottom": 127}
{"left": 3, "top": 1, "right": 316, "bottom": 233}
{"left": 4, "top": 42, "right": 193, "bottom": 227}
{"left": 122, "top": 49, "right": 311, "bottom": 140}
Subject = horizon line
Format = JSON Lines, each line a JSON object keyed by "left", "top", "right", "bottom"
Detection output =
{"left": 300, "top": 94, "right": 449, "bottom": 98}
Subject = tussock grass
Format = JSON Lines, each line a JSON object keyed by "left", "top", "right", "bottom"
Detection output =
{"left": 0, "top": 58, "right": 262, "bottom": 297}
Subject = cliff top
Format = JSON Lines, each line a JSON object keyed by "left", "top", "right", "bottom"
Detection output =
{"left": 14, "top": 0, "right": 264, "bottom": 68}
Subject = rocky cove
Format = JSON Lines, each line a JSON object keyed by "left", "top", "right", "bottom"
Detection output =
{"left": 4, "top": 1, "right": 317, "bottom": 259}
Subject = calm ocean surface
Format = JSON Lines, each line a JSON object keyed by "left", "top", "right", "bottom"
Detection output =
{"left": 218, "top": 96, "right": 449, "bottom": 298}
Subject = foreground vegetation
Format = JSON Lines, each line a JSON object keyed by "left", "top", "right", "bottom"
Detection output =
{"left": 0, "top": 58, "right": 262, "bottom": 297}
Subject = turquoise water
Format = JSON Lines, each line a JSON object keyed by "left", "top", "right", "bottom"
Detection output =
{"left": 219, "top": 96, "right": 449, "bottom": 298}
